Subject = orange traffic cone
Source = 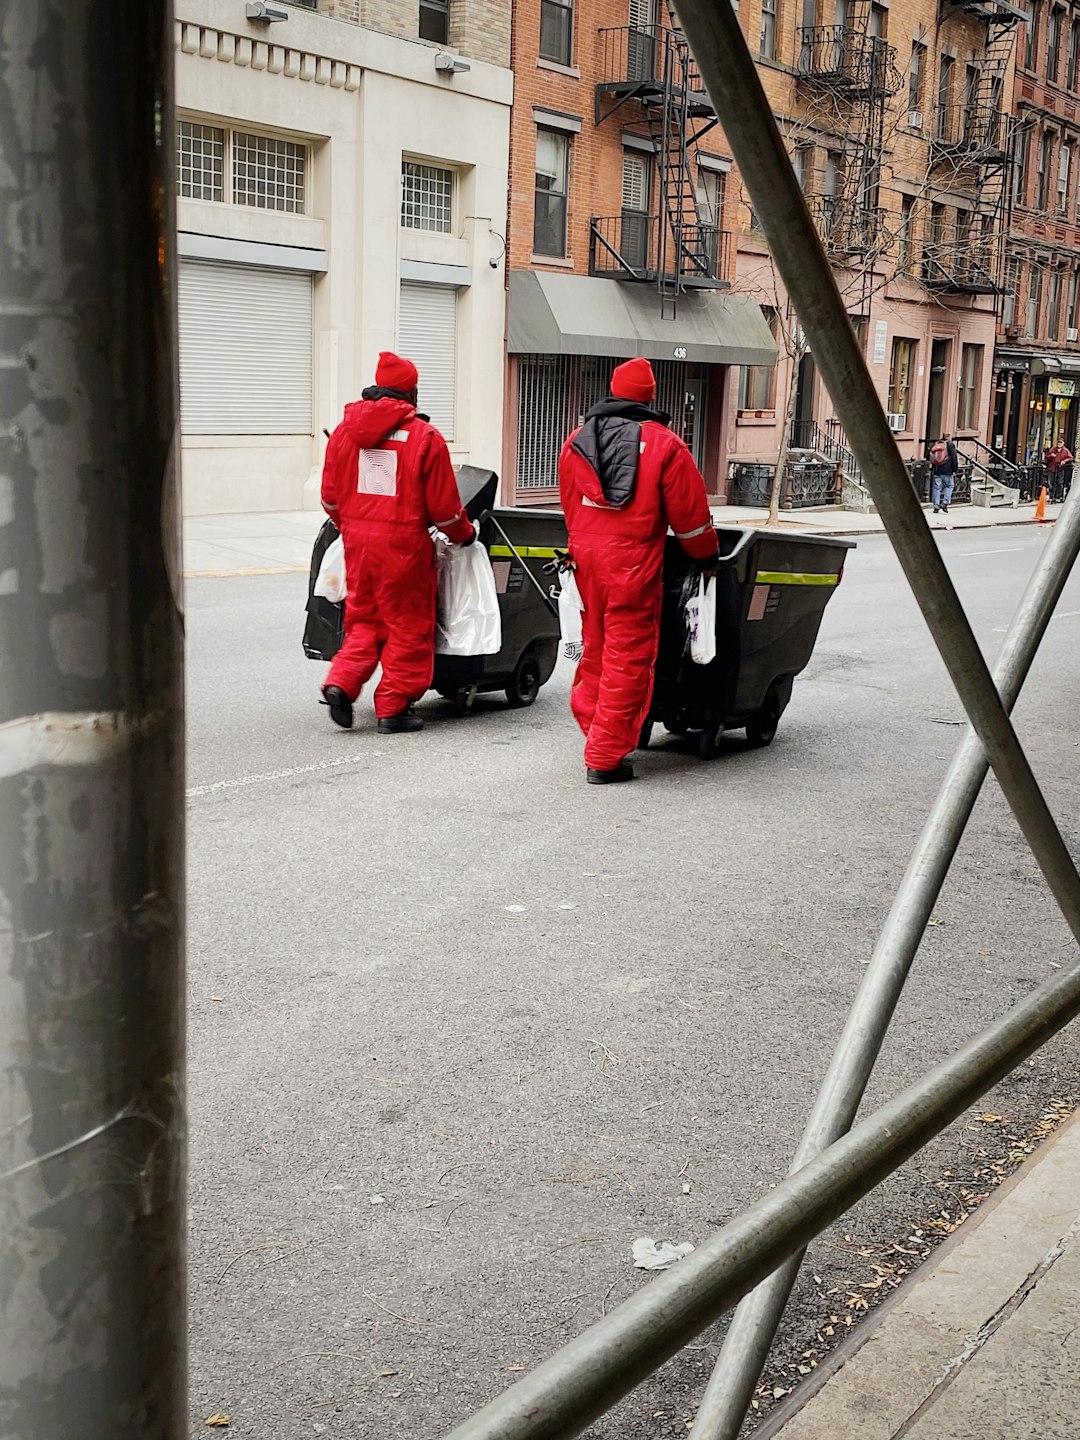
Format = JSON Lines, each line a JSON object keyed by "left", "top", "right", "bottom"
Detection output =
{"left": 1035, "top": 486, "right": 1048, "bottom": 523}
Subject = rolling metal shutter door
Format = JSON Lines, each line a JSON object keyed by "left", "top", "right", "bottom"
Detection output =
{"left": 178, "top": 260, "right": 313, "bottom": 434}
{"left": 398, "top": 281, "right": 457, "bottom": 440}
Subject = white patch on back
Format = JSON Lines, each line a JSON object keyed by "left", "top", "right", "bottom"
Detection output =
{"left": 358, "top": 448, "right": 398, "bottom": 496}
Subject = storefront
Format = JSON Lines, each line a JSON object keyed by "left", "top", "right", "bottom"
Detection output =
{"left": 1022, "top": 358, "right": 1080, "bottom": 464}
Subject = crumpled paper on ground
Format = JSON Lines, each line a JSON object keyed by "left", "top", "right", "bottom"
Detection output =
{"left": 632, "top": 1236, "right": 695, "bottom": 1270}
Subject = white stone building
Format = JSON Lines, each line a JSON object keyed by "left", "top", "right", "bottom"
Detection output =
{"left": 174, "top": 0, "right": 512, "bottom": 514}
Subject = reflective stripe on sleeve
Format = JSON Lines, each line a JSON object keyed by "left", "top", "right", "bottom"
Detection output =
{"left": 434, "top": 512, "right": 466, "bottom": 528}
{"left": 675, "top": 522, "right": 714, "bottom": 540}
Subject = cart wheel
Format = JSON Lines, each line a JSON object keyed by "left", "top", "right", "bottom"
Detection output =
{"left": 697, "top": 724, "right": 722, "bottom": 761}
{"left": 664, "top": 718, "right": 689, "bottom": 736}
{"left": 452, "top": 687, "right": 476, "bottom": 717}
{"left": 638, "top": 718, "right": 654, "bottom": 750}
{"left": 746, "top": 684, "right": 782, "bottom": 748}
{"left": 506, "top": 649, "right": 541, "bottom": 708}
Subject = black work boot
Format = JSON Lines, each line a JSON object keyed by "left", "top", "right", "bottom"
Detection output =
{"left": 586, "top": 761, "right": 635, "bottom": 785}
{"left": 378, "top": 706, "right": 424, "bottom": 734}
{"left": 322, "top": 685, "right": 353, "bottom": 730}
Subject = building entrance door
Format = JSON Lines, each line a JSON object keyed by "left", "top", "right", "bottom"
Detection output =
{"left": 925, "top": 337, "right": 950, "bottom": 440}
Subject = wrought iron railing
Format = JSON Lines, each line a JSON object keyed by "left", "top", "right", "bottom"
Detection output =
{"left": 921, "top": 231, "right": 1001, "bottom": 295}
{"left": 806, "top": 195, "right": 886, "bottom": 256}
{"left": 931, "top": 105, "right": 1014, "bottom": 163}
{"left": 796, "top": 26, "right": 900, "bottom": 96}
{"left": 589, "top": 215, "right": 730, "bottom": 285}
{"left": 597, "top": 23, "right": 712, "bottom": 99}
{"left": 790, "top": 416, "right": 860, "bottom": 478}
{"left": 732, "top": 459, "right": 840, "bottom": 508}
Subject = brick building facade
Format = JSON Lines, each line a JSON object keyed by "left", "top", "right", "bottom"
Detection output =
{"left": 729, "top": 0, "right": 1022, "bottom": 501}
{"left": 995, "top": 0, "right": 1080, "bottom": 465}
{"left": 502, "top": 0, "right": 777, "bottom": 504}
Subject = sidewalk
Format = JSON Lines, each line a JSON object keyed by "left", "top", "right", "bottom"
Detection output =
{"left": 181, "top": 500, "right": 1061, "bottom": 578}
{"left": 761, "top": 1111, "right": 1080, "bottom": 1440}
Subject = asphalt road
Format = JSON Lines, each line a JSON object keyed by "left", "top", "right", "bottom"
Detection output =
{"left": 185, "top": 525, "right": 1080, "bottom": 1439}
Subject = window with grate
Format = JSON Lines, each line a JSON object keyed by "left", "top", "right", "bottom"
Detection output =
{"left": 233, "top": 130, "right": 306, "bottom": 213}
{"left": 420, "top": 0, "right": 449, "bottom": 43}
{"left": 540, "top": 0, "right": 573, "bottom": 65}
{"left": 401, "top": 161, "right": 453, "bottom": 232}
{"left": 177, "top": 120, "right": 225, "bottom": 202}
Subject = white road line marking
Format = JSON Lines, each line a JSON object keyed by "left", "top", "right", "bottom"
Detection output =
{"left": 187, "top": 751, "right": 384, "bottom": 798}
{"left": 954, "top": 547, "right": 1025, "bottom": 557}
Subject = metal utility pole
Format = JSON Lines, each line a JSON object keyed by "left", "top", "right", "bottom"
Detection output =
{"left": 0, "top": 5, "right": 185, "bottom": 1439}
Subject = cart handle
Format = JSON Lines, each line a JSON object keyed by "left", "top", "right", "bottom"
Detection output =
{"left": 480, "top": 511, "right": 560, "bottom": 619}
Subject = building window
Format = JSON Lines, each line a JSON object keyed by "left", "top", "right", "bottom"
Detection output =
{"left": 696, "top": 165, "right": 725, "bottom": 225}
{"left": 1059, "top": 144, "right": 1072, "bottom": 215}
{"left": 177, "top": 120, "right": 225, "bottom": 201}
{"left": 793, "top": 144, "right": 813, "bottom": 192}
{"left": 897, "top": 194, "right": 915, "bottom": 271}
{"left": 909, "top": 43, "right": 925, "bottom": 116}
{"left": 963, "top": 65, "right": 979, "bottom": 139}
{"left": 1037, "top": 131, "right": 1053, "bottom": 209}
{"left": 534, "top": 128, "right": 569, "bottom": 258}
{"left": 1026, "top": 0, "right": 1041, "bottom": 69}
{"left": 1003, "top": 259, "right": 1020, "bottom": 327}
{"left": 1028, "top": 266, "right": 1043, "bottom": 335}
{"left": 419, "top": 0, "right": 449, "bottom": 43}
{"left": 1048, "top": 267, "right": 1064, "bottom": 338}
{"left": 621, "top": 151, "right": 652, "bottom": 269}
{"left": 888, "top": 337, "right": 914, "bottom": 422}
{"left": 760, "top": 0, "right": 777, "bottom": 60}
{"left": 739, "top": 306, "right": 778, "bottom": 409}
{"left": 539, "top": 0, "right": 574, "bottom": 65}
{"left": 401, "top": 160, "right": 453, "bottom": 232}
{"left": 1015, "top": 127, "right": 1029, "bottom": 206}
{"left": 957, "top": 344, "right": 982, "bottom": 430}
{"left": 936, "top": 55, "right": 954, "bottom": 140}
{"left": 1068, "top": 269, "right": 1080, "bottom": 336}
{"left": 1071, "top": 19, "right": 1080, "bottom": 89}
{"left": 399, "top": 282, "right": 457, "bottom": 439}
{"left": 869, "top": 2, "right": 886, "bottom": 36}
{"left": 233, "top": 130, "right": 307, "bottom": 213}
{"left": 1048, "top": 7, "right": 1063, "bottom": 81}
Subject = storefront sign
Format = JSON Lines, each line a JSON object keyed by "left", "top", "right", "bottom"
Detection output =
{"left": 1048, "top": 377, "right": 1077, "bottom": 397}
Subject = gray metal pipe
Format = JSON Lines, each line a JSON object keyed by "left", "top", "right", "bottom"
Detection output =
{"left": 693, "top": 481, "right": 1080, "bottom": 1438}
{"left": 670, "top": 0, "right": 1080, "bottom": 942}
{"left": 0, "top": 5, "right": 185, "bottom": 1439}
{"left": 442, "top": 958, "right": 1080, "bottom": 1440}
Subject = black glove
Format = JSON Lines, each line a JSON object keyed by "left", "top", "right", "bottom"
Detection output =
{"left": 460, "top": 526, "right": 478, "bottom": 547}
{"left": 701, "top": 551, "right": 720, "bottom": 579}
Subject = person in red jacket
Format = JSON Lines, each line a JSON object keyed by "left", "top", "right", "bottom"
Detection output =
{"left": 558, "top": 357, "right": 720, "bottom": 784}
{"left": 320, "top": 351, "right": 475, "bottom": 733}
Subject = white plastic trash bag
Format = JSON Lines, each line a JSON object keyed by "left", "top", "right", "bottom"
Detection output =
{"left": 685, "top": 574, "right": 717, "bottom": 666}
{"left": 558, "top": 566, "right": 584, "bottom": 663}
{"left": 313, "top": 534, "right": 347, "bottom": 603}
{"left": 436, "top": 529, "right": 502, "bottom": 656}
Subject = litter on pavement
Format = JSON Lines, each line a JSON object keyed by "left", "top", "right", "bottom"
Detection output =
{"left": 632, "top": 1237, "right": 696, "bottom": 1270}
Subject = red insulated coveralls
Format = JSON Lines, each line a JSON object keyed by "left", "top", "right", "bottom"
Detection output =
{"left": 558, "top": 405, "right": 719, "bottom": 771}
{"left": 321, "top": 395, "right": 473, "bottom": 717}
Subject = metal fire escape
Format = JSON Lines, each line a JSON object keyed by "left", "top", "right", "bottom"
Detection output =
{"left": 593, "top": 5, "right": 726, "bottom": 319}
{"left": 796, "top": 0, "right": 902, "bottom": 321}
{"left": 922, "top": 10, "right": 1021, "bottom": 301}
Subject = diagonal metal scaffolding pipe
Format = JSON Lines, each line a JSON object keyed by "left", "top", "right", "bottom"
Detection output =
{"left": 669, "top": 0, "right": 1080, "bottom": 942}
{"left": 693, "top": 481, "right": 1080, "bottom": 1438}
{"left": 441, "top": 957, "right": 1080, "bottom": 1440}
{"left": 0, "top": 4, "right": 185, "bottom": 1438}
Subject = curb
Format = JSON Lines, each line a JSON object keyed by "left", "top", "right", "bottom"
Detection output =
{"left": 182, "top": 564, "right": 308, "bottom": 580}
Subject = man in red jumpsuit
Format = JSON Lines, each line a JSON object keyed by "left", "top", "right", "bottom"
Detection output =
{"left": 320, "top": 351, "right": 475, "bottom": 733}
{"left": 558, "top": 357, "right": 720, "bottom": 784}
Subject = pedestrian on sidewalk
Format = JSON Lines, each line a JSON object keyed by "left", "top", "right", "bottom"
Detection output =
{"left": 558, "top": 357, "right": 720, "bottom": 785}
{"left": 929, "top": 433, "right": 959, "bottom": 516}
{"left": 319, "top": 351, "right": 475, "bottom": 733}
{"left": 1044, "top": 440, "right": 1073, "bottom": 501}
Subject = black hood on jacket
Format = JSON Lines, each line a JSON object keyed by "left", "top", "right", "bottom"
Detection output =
{"left": 571, "top": 397, "right": 672, "bottom": 508}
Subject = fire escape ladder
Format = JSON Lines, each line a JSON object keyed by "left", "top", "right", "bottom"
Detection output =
{"left": 650, "top": 28, "right": 700, "bottom": 320}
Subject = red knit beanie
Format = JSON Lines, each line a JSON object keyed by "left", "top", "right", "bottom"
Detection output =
{"left": 375, "top": 350, "right": 418, "bottom": 392}
{"left": 611, "top": 356, "right": 656, "bottom": 404}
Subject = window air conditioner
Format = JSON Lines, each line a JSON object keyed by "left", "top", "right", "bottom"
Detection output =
{"left": 907, "top": 111, "right": 923, "bottom": 129}
{"left": 1069, "top": 327, "right": 1079, "bottom": 341}
{"left": 887, "top": 412, "right": 907, "bottom": 432}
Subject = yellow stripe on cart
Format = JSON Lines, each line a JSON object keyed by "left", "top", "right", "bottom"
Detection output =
{"left": 489, "top": 544, "right": 561, "bottom": 559}
{"left": 754, "top": 570, "right": 840, "bottom": 586}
